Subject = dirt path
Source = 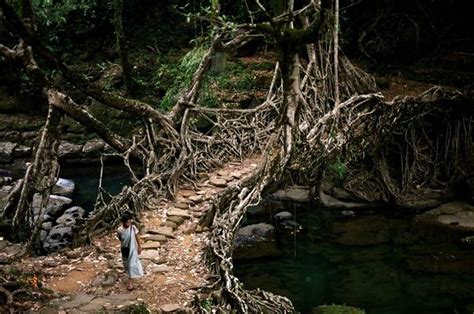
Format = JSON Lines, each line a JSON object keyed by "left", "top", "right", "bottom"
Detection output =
{"left": 6, "top": 157, "right": 260, "bottom": 312}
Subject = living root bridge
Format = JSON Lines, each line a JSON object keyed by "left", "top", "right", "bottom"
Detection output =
{"left": 2, "top": 0, "right": 473, "bottom": 312}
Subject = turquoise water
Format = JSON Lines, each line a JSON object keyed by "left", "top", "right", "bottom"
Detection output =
{"left": 234, "top": 201, "right": 474, "bottom": 314}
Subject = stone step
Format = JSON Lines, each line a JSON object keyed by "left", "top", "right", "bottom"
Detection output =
{"left": 143, "top": 234, "right": 167, "bottom": 242}
{"left": 148, "top": 226, "right": 175, "bottom": 238}
{"left": 167, "top": 216, "right": 185, "bottom": 225}
{"left": 217, "top": 170, "right": 229, "bottom": 176}
{"left": 167, "top": 209, "right": 191, "bottom": 218}
{"left": 180, "top": 190, "right": 195, "bottom": 197}
{"left": 162, "top": 221, "right": 178, "bottom": 230}
{"left": 188, "top": 195, "right": 204, "bottom": 203}
{"left": 140, "top": 249, "right": 160, "bottom": 260}
{"left": 147, "top": 263, "right": 171, "bottom": 274}
{"left": 230, "top": 171, "right": 242, "bottom": 179}
{"left": 209, "top": 178, "right": 227, "bottom": 187}
{"left": 175, "top": 202, "right": 189, "bottom": 210}
{"left": 142, "top": 241, "right": 161, "bottom": 249}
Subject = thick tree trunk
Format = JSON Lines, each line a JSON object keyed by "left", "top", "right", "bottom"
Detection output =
{"left": 113, "top": 0, "right": 134, "bottom": 96}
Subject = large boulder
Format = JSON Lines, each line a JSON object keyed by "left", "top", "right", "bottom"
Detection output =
{"left": 417, "top": 202, "right": 474, "bottom": 232}
{"left": 272, "top": 185, "right": 311, "bottom": 202}
{"left": 56, "top": 206, "right": 85, "bottom": 226}
{"left": 13, "top": 145, "right": 32, "bottom": 158}
{"left": 233, "top": 223, "right": 280, "bottom": 259}
{"left": 58, "top": 141, "right": 83, "bottom": 158}
{"left": 82, "top": 139, "right": 105, "bottom": 155}
{"left": 236, "top": 223, "right": 275, "bottom": 239}
{"left": 32, "top": 193, "right": 73, "bottom": 217}
{"left": 43, "top": 225, "right": 73, "bottom": 252}
{"left": 0, "top": 142, "right": 17, "bottom": 163}
{"left": 52, "top": 178, "right": 75, "bottom": 197}
{"left": 274, "top": 211, "right": 293, "bottom": 221}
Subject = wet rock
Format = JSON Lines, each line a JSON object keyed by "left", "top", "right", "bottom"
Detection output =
{"left": 0, "top": 184, "right": 12, "bottom": 198}
{"left": 209, "top": 178, "right": 227, "bottom": 187}
{"left": 82, "top": 139, "right": 105, "bottom": 154}
{"left": 42, "top": 221, "right": 53, "bottom": 231}
{"left": 417, "top": 202, "right": 474, "bottom": 231}
{"left": 272, "top": 185, "right": 311, "bottom": 202}
{"left": 396, "top": 194, "right": 446, "bottom": 210}
{"left": 58, "top": 141, "right": 83, "bottom": 158}
{"left": 0, "top": 141, "right": 16, "bottom": 163}
{"left": 331, "top": 187, "right": 359, "bottom": 202}
{"left": 43, "top": 225, "right": 73, "bottom": 252}
{"left": 53, "top": 178, "right": 75, "bottom": 197}
{"left": 319, "top": 189, "right": 370, "bottom": 209}
{"left": 461, "top": 235, "right": 474, "bottom": 248}
{"left": 32, "top": 194, "right": 73, "bottom": 217}
{"left": 64, "top": 206, "right": 85, "bottom": 217}
{"left": 21, "top": 131, "right": 38, "bottom": 139}
{"left": 234, "top": 223, "right": 280, "bottom": 259}
{"left": 280, "top": 220, "right": 303, "bottom": 232}
{"left": 237, "top": 223, "right": 275, "bottom": 239}
{"left": 56, "top": 206, "right": 85, "bottom": 226}
{"left": 40, "top": 230, "right": 48, "bottom": 242}
{"left": 341, "top": 210, "right": 355, "bottom": 217}
{"left": 274, "top": 211, "right": 293, "bottom": 221}
{"left": 13, "top": 144, "right": 31, "bottom": 158}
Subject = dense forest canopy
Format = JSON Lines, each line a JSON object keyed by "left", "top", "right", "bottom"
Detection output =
{"left": 0, "top": 0, "right": 473, "bottom": 312}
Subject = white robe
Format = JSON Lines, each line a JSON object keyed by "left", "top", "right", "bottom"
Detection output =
{"left": 118, "top": 225, "right": 144, "bottom": 278}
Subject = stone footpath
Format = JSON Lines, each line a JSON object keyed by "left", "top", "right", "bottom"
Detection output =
{"left": 7, "top": 157, "right": 260, "bottom": 313}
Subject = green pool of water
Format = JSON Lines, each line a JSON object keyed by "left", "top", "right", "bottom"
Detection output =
{"left": 234, "top": 201, "right": 474, "bottom": 314}
{"left": 60, "top": 164, "right": 131, "bottom": 212}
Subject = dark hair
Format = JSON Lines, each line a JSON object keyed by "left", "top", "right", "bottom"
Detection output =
{"left": 121, "top": 212, "right": 132, "bottom": 224}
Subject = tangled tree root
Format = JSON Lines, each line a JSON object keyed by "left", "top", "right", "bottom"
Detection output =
{"left": 1, "top": 0, "right": 473, "bottom": 312}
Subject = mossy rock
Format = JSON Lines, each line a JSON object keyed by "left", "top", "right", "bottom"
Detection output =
{"left": 313, "top": 304, "right": 365, "bottom": 314}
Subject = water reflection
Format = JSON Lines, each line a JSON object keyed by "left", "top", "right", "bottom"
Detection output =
{"left": 234, "top": 201, "right": 474, "bottom": 313}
